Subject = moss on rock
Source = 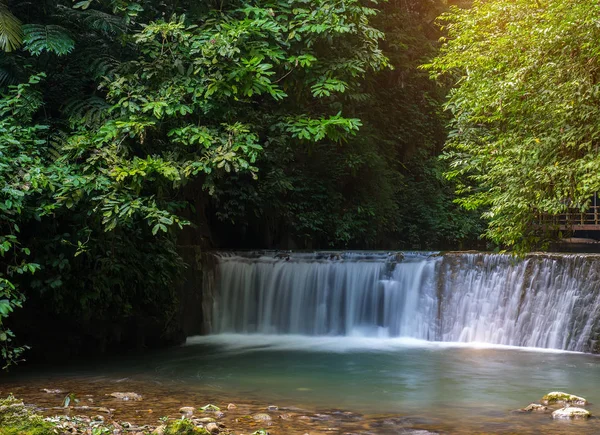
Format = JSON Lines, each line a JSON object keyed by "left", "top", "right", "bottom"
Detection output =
{"left": 165, "top": 419, "right": 210, "bottom": 435}
{"left": 541, "top": 392, "right": 587, "bottom": 406}
{"left": 0, "top": 396, "right": 55, "bottom": 435}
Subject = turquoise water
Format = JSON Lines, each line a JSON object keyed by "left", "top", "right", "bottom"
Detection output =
{"left": 8, "top": 335, "right": 600, "bottom": 433}
{"left": 155, "top": 335, "right": 600, "bottom": 414}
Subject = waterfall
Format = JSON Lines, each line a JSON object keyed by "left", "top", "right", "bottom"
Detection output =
{"left": 203, "top": 252, "right": 600, "bottom": 352}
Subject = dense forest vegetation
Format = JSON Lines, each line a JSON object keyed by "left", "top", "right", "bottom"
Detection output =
{"left": 1, "top": 0, "right": 595, "bottom": 367}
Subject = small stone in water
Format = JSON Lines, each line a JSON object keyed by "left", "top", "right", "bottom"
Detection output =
{"left": 267, "top": 405, "right": 278, "bottom": 411}
{"left": 214, "top": 411, "right": 225, "bottom": 418}
{"left": 109, "top": 392, "right": 142, "bottom": 401}
{"left": 253, "top": 413, "right": 272, "bottom": 421}
{"left": 520, "top": 403, "right": 547, "bottom": 412}
{"left": 92, "top": 415, "right": 105, "bottom": 422}
{"left": 227, "top": 403, "right": 237, "bottom": 410}
{"left": 205, "top": 422, "right": 220, "bottom": 434}
{"left": 179, "top": 406, "right": 195, "bottom": 417}
{"left": 41, "top": 389, "right": 63, "bottom": 394}
{"left": 552, "top": 407, "right": 590, "bottom": 419}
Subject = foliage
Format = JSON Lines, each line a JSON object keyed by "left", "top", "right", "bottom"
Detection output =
{"left": 209, "top": 0, "right": 481, "bottom": 249}
{"left": 424, "top": 0, "right": 600, "bottom": 250}
{"left": 0, "top": 0, "right": 486, "bottom": 367}
{"left": 0, "top": 0, "right": 399, "bottom": 366}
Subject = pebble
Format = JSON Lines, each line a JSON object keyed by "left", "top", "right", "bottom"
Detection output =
{"left": 253, "top": 413, "right": 272, "bottom": 421}
{"left": 227, "top": 403, "right": 237, "bottom": 410}
{"left": 41, "top": 389, "right": 63, "bottom": 394}
{"left": 108, "top": 392, "right": 142, "bottom": 401}
{"left": 267, "top": 405, "right": 278, "bottom": 411}
{"left": 520, "top": 403, "right": 547, "bottom": 412}
{"left": 179, "top": 406, "right": 195, "bottom": 417}
{"left": 205, "top": 422, "right": 220, "bottom": 433}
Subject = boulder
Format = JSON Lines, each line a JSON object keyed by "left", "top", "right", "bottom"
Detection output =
{"left": 552, "top": 407, "right": 590, "bottom": 420}
{"left": 541, "top": 392, "right": 586, "bottom": 406}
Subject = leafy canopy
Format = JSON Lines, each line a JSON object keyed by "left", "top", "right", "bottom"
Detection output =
{"left": 425, "top": 0, "right": 600, "bottom": 250}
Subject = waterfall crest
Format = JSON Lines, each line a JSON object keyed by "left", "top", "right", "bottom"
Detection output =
{"left": 203, "top": 252, "right": 600, "bottom": 352}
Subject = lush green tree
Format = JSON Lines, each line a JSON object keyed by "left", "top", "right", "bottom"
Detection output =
{"left": 208, "top": 0, "right": 482, "bottom": 249}
{"left": 425, "top": 0, "right": 600, "bottom": 250}
{"left": 0, "top": 0, "right": 391, "bottom": 365}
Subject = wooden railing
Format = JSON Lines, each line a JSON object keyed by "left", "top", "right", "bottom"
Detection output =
{"left": 538, "top": 206, "right": 600, "bottom": 231}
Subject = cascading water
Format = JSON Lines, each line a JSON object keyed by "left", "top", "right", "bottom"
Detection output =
{"left": 202, "top": 251, "right": 600, "bottom": 352}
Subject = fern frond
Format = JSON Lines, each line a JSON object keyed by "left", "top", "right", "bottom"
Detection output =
{"left": 47, "top": 129, "right": 69, "bottom": 161}
{"left": 0, "top": 3, "right": 23, "bottom": 52}
{"left": 22, "top": 24, "right": 75, "bottom": 56}
{"left": 56, "top": 5, "right": 126, "bottom": 37}
{"left": 0, "top": 53, "right": 27, "bottom": 87}
{"left": 88, "top": 53, "right": 120, "bottom": 79}
{"left": 63, "top": 95, "right": 110, "bottom": 126}
{"left": 81, "top": 9, "right": 126, "bottom": 36}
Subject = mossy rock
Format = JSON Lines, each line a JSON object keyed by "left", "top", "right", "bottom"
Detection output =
{"left": 541, "top": 392, "right": 587, "bottom": 406}
{"left": 165, "top": 419, "right": 210, "bottom": 435}
{"left": 0, "top": 396, "right": 56, "bottom": 435}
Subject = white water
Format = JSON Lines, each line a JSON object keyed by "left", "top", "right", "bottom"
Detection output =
{"left": 203, "top": 252, "right": 600, "bottom": 352}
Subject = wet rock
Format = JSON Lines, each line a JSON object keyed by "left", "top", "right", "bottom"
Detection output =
{"left": 92, "top": 415, "right": 105, "bottom": 422}
{"left": 552, "top": 407, "right": 591, "bottom": 419}
{"left": 227, "top": 403, "right": 237, "bottom": 410}
{"left": 153, "top": 425, "right": 166, "bottom": 435}
{"left": 108, "top": 392, "right": 142, "bottom": 401}
{"left": 541, "top": 391, "right": 586, "bottom": 406}
{"left": 195, "top": 417, "right": 216, "bottom": 424}
{"left": 278, "top": 413, "right": 293, "bottom": 420}
{"left": 180, "top": 406, "right": 195, "bottom": 417}
{"left": 312, "top": 413, "right": 333, "bottom": 421}
{"left": 267, "top": 405, "right": 278, "bottom": 411}
{"left": 41, "top": 389, "right": 63, "bottom": 394}
{"left": 214, "top": 411, "right": 225, "bottom": 419}
{"left": 253, "top": 413, "right": 272, "bottom": 422}
{"left": 206, "top": 422, "right": 220, "bottom": 433}
{"left": 519, "top": 403, "right": 548, "bottom": 412}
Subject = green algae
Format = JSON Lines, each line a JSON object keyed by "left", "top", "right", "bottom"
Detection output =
{"left": 165, "top": 419, "right": 209, "bottom": 435}
{"left": 0, "top": 396, "right": 55, "bottom": 435}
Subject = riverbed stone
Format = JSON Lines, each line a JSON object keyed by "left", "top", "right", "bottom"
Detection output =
{"left": 253, "top": 413, "right": 272, "bottom": 422}
{"left": 541, "top": 391, "right": 587, "bottom": 406}
{"left": 520, "top": 403, "right": 547, "bottom": 412}
{"left": 108, "top": 392, "right": 142, "bottom": 401}
{"left": 180, "top": 407, "right": 195, "bottom": 417}
{"left": 227, "top": 403, "right": 237, "bottom": 410}
{"left": 552, "top": 407, "right": 590, "bottom": 419}
{"left": 205, "top": 422, "right": 220, "bottom": 433}
{"left": 153, "top": 424, "right": 166, "bottom": 435}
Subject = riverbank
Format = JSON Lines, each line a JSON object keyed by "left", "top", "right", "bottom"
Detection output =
{"left": 3, "top": 375, "right": 600, "bottom": 435}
